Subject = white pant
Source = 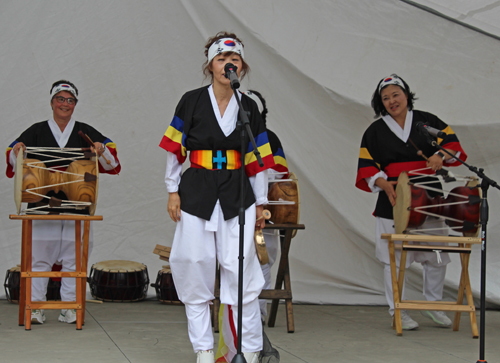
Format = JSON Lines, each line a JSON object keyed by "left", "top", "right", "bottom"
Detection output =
{"left": 31, "top": 220, "right": 93, "bottom": 302}
{"left": 169, "top": 204, "right": 264, "bottom": 352}
{"left": 376, "top": 217, "right": 450, "bottom": 315}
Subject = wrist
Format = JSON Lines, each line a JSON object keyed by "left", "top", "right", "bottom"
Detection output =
{"left": 436, "top": 151, "right": 445, "bottom": 160}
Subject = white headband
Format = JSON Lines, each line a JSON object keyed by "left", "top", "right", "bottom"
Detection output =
{"left": 378, "top": 75, "right": 405, "bottom": 93}
{"left": 51, "top": 84, "right": 78, "bottom": 99}
{"left": 245, "top": 91, "right": 264, "bottom": 114}
{"left": 207, "top": 38, "right": 244, "bottom": 62}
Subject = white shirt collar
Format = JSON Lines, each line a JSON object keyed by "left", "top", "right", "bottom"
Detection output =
{"left": 208, "top": 85, "right": 242, "bottom": 137}
{"left": 48, "top": 117, "right": 75, "bottom": 148}
{"left": 381, "top": 110, "right": 413, "bottom": 142}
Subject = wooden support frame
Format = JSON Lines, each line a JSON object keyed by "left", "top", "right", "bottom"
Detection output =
{"left": 381, "top": 233, "right": 481, "bottom": 338}
{"left": 213, "top": 223, "right": 304, "bottom": 333}
{"left": 10, "top": 214, "right": 102, "bottom": 330}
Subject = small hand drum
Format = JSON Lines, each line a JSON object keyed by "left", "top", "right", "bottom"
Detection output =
{"left": 88, "top": 260, "right": 149, "bottom": 302}
{"left": 150, "top": 266, "right": 181, "bottom": 304}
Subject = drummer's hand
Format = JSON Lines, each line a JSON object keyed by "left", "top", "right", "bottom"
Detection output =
{"left": 427, "top": 154, "right": 444, "bottom": 172}
{"left": 167, "top": 192, "right": 181, "bottom": 222}
{"left": 92, "top": 142, "right": 106, "bottom": 157}
{"left": 255, "top": 205, "right": 265, "bottom": 230}
{"left": 376, "top": 177, "right": 397, "bottom": 207}
{"left": 12, "top": 142, "right": 26, "bottom": 157}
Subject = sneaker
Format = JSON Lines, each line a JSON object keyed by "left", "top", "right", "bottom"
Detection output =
{"left": 31, "top": 309, "right": 46, "bottom": 324}
{"left": 196, "top": 350, "right": 214, "bottom": 363}
{"left": 58, "top": 309, "right": 77, "bottom": 324}
{"left": 243, "top": 352, "right": 259, "bottom": 363}
{"left": 421, "top": 310, "right": 452, "bottom": 327}
{"left": 400, "top": 310, "right": 419, "bottom": 330}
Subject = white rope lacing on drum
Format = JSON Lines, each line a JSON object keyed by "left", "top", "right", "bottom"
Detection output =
{"left": 410, "top": 183, "right": 475, "bottom": 225}
{"left": 407, "top": 167, "right": 475, "bottom": 184}
{"left": 267, "top": 178, "right": 297, "bottom": 205}
{"left": 19, "top": 147, "right": 95, "bottom": 215}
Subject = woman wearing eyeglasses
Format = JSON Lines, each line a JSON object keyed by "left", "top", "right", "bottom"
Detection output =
{"left": 6, "top": 80, "right": 120, "bottom": 325}
{"left": 356, "top": 74, "right": 467, "bottom": 331}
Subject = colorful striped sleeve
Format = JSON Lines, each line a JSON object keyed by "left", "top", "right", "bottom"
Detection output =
{"left": 5, "top": 141, "right": 18, "bottom": 178}
{"left": 245, "top": 130, "right": 275, "bottom": 177}
{"left": 100, "top": 138, "right": 121, "bottom": 174}
{"left": 272, "top": 147, "right": 289, "bottom": 177}
{"left": 356, "top": 145, "right": 381, "bottom": 192}
{"left": 159, "top": 115, "right": 187, "bottom": 164}
{"left": 436, "top": 125, "right": 467, "bottom": 165}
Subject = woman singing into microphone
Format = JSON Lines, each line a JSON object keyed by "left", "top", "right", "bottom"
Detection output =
{"left": 159, "top": 31, "right": 275, "bottom": 363}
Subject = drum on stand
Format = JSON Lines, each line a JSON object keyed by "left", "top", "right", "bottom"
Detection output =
{"left": 394, "top": 171, "right": 480, "bottom": 236}
{"left": 14, "top": 148, "right": 99, "bottom": 215}
{"left": 266, "top": 172, "right": 300, "bottom": 225}
{"left": 88, "top": 260, "right": 150, "bottom": 302}
{"left": 150, "top": 266, "right": 182, "bottom": 304}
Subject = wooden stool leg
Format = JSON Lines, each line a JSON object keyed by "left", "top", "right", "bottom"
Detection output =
{"left": 462, "top": 253, "right": 478, "bottom": 338}
{"left": 268, "top": 231, "right": 290, "bottom": 329}
{"left": 75, "top": 221, "right": 83, "bottom": 330}
{"left": 25, "top": 220, "right": 33, "bottom": 330}
{"left": 81, "top": 220, "right": 91, "bottom": 327}
{"left": 282, "top": 229, "right": 294, "bottom": 333}
{"left": 388, "top": 238, "right": 402, "bottom": 335}
{"left": 19, "top": 220, "right": 29, "bottom": 326}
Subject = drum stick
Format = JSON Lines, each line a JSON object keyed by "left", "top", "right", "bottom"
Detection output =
{"left": 86, "top": 299, "right": 104, "bottom": 304}
{"left": 78, "top": 131, "right": 119, "bottom": 175}
{"left": 256, "top": 209, "right": 271, "bottom": 222}
{"left": 416, "top": 150, "right": 429, "bottom": 161}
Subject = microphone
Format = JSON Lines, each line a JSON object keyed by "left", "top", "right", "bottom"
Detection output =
{"left": 416, "top": 122, "right": 447, "bottom": 139}
{"left": 224, "top": 63, "right": 240, "bottom": 89}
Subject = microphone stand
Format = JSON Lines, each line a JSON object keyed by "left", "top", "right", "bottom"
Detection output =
{"left": 229, "top": 75, "right": 264, "bottom": 363}
{"left": 429, "top": 138, "right": 499, "bottom": 363}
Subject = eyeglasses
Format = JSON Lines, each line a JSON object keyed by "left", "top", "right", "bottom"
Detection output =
{"left": 53, "top": 96, "right": 77, "bottom": 105}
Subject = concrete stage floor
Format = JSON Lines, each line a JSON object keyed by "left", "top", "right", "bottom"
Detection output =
{"left": 0, "top": 299, "right": 499, "bottom": 362}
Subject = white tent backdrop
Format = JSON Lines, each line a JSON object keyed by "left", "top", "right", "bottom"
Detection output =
{"left": 1, "top": 0, "right": 499, "bottom": 306}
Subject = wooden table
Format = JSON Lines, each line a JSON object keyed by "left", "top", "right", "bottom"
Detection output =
{"left": 10, "top": 214, "right": 102, "bottom": 330}
{"left": 213, "top": 223, "right": 305, "bottom": 333}
{"left": 381, "top": 233, "right": 480, "bottom": 337}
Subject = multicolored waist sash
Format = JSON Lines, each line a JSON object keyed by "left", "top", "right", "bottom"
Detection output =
{"left": 190, "top": 150, "right": 242, "bottom": 170}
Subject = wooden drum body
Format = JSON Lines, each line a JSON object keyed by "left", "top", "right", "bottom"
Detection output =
{"left": 4, "top": 266, "right": 21, "bottom": 303}
{"left": 14, "top": 153, "right": 98, "bottom": 215}
{"left": 267, "top": 172, "right": 300, "bottom": 225}
{"left": 394, "top": 171, "right": 480, "bottom": 236}
{"left": 4, "top": 264, "right": 61, "bottom": 303}
{"left": 150, "top": 267, "right": 181, "bottom": 304}
{"left": 88, "top": 260, "right": 149, "bottom": 302}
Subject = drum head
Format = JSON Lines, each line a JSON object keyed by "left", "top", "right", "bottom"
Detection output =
{"left": 463, "top": 177, "right": 481, "bottom": 237}
{"left": 92, "top": 260, "right": 146, "bottom": 272}
{"left": 394, "top": 171, "right": 411, "bottom": 234}
{"left": 13, "top": 151, "right": 23, "bottom": 214}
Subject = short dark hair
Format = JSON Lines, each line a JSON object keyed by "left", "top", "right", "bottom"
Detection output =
{"left": 202, "top": 31, "right": 250, "bottom": 82}
{"left": 50, "top": 80, "right": 79, "bottom": 104}
{"left": 371, "top": 74, "right": 417, "bottom": 118}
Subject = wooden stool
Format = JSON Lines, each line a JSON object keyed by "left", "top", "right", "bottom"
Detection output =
{"left": 213, "top": 223, "right": 305, "bottom": 333}
{"left": 381, "top": 233, "right": 481, "bottom": 337}
{"left": 10, "top": 214, "right": 102, "bottom": 330}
